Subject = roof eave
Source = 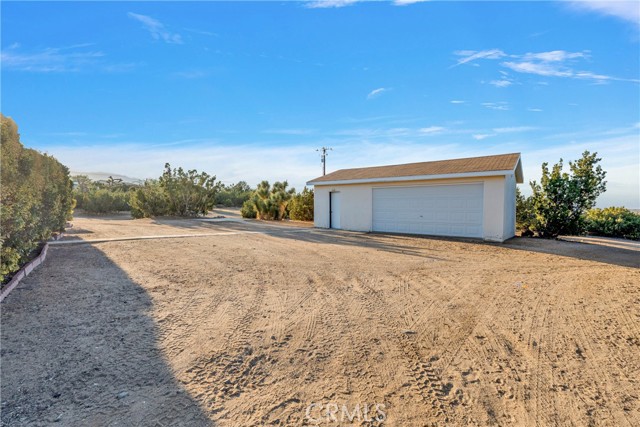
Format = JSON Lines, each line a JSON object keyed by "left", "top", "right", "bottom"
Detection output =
{"left": 307, "top": 169, "right": 517, "bottom": 186}
{"left": 514, "top": 156, "right": 524, "bottom": 184}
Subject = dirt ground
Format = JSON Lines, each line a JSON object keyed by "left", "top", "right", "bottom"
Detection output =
{"left": 1, "top": 216, "right": 638, "bottom": 426}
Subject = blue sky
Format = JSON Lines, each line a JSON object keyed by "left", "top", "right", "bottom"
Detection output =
{"left": 2, "top": 1, "right": 639, "bottom": 207}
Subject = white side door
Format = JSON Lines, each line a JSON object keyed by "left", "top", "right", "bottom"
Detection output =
{"left": 330, "top": 192, "right": 341, "bottom": 229}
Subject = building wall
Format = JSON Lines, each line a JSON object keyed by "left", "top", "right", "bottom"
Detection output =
{"left": 313, "top": 175, "right": 516, "bottom": 241}
{"left": 502, "top": 173, "right": 517, "bottom": 240}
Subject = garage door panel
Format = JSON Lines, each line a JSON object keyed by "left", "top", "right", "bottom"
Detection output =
{"left": 372, "top": 184, "right": 484, "bottom": 238}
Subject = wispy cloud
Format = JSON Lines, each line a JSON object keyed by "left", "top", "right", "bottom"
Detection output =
{"left": 566, "top": 1, "right": 640, "bottom": 27}
{"left": 367, "top": 87, "right": 390, "bottom": 99}
{"left": 128, "top": 12, "right": 183, "bottom": 44}
{"left": 470, "top": 125, "right": 537, "bottom": 140}
{"left": 304, "top": 0, "right": 359, "bottom": 8}
{"left": 528, "top": 108, "right": 543, "bottom": 112}
{"left": 263, "top": 128, "right": 316, "bottom": 135}
{"left": 521, "top": 50, "right": 588, "bottom": 62}
{"left": 305, "top": 0, "right": 429, "bottom": 8}
{"left": 493, "top": 126, "right": 537, "bottom": 133}
{"left": 419, "top": 126, "right": 445, "bottom": 134}
{"left": 393, "top": 0, "right": 430, "bottom": 5}
{"left": 472, "top": 134, "right": 495, "bottom": 140}
{"left": 502, "top": 60, "right": 573, "bottom": 78}
{"left": 489, "top": 78, "right": 513, "bottom": 88}
{"left": 451, "top": 49, "right": 506, "bottom": 67}
{"left": 482, "top": 102, "right": 510, "bottom": 111}
{"left": 450, "top": 100, "right": 466, "bottom": 104}
{"left": 0, "top": 43, "right": 133, "bottom": 73}
{"left": 453, "top": 48, "right": 639, "bottom": 84}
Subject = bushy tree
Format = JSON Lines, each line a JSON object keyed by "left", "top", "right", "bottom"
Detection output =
{"left": 525, "top": 151, "right": 606, "bottom": 238}
{"left": 159, "top": 163, "right": 218, "bottom": 216}
{"left": 129, "top": 180, "right": 169, "bottom": 218}
{"left": 215, "top": 181, "right": 253, "bottom": 207}
{"left": 248, "top": 180, "right": 296, "bottom": 220}
{"left": 515, "top": 187, "right": 536, "bottom": 236}
{"left": 289, "top": 188, "right": 314, "bottom": 221}
{"left": 129, "top": 165, "right": 217, "bottom": 218}
{"left": 585, "top": 207, "right": 640, "bottom": 240}
{"left": 1, "top": 114, "right": 74, "bottom": 281}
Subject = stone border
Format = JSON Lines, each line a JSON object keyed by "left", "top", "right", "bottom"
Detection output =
{"left": 0, "top": 233, "right": 64, "bottom": 303}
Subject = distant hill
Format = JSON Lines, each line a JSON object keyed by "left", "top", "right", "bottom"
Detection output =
{"left": 70, "top": 172, "right": 145, "bottom": 185}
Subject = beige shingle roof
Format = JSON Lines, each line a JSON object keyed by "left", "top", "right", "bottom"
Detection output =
{"left": 308, "top": 153, "right": 521, "bottom": 184}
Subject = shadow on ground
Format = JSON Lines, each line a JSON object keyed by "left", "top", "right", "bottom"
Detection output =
{"left": 502, "top": 236, "right": 639, "bottom": 269}
{"left": 0, "top": 244, "right": 213, "bottom": 426}
{"left": 224, "top": 220, "right": 640, "bottom": 269}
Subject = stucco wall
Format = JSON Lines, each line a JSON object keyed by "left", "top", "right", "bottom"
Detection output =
{"left": 502, "top": 173, "right": 517, "bottom": 240}
{"left": 482, "top": 177, "right": 506, "bottom": 241}
{"left": 313, "top": 175, "right": 516, "bottom": 241}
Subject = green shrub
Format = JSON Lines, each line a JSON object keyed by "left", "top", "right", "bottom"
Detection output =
{"left": 73, "top": 174, "right": 136, "bottom": 212}
{"left": 1, "top": 114, "right": 74, "bottom": 282}
{"left": 584, "top": 207, "right": 640, "bottom": 240}
{"left": 289, "top": 188, "right": 314, "bottom": 221}
{"left": 215, "top": 181, "right": 253, "bottom": 207}
{"left": 159, "top": 163, "right": 217, "bottom": 216}
{"left": 527, "top": 151, "right": 606, "bottom": 237}
{"left": 240, "top": 199, "right": 257, "bottom": 218}
{"left": 81, "top": 189, "right": 130, "bottom": 214}
{"left": 515, "top": 187, "right": 536, "bottom": 235}
{"left": 130, "top": 181, "right": 169, "bottom": 218}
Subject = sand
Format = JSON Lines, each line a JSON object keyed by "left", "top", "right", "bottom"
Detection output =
{"left": 1, "top": 215, "right": 638, "bottom": 426}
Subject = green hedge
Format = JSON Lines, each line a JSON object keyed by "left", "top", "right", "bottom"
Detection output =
{"left": 1, "top": 114, "right": 74, "bottom": 282}
{"left": 79, "top": 188, "right": 131, "bottom": 214}
{"left": 584, "top": 207, "right": 640, "bottom": 240}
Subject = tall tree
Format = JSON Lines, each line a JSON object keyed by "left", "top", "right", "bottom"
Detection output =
{"left": 529, "top": 151, "right": 606, "bottom": 237}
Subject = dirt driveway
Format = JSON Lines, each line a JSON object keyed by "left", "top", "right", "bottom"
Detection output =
{"left": 1, "top": 216, "right": 638, "bottom": 426}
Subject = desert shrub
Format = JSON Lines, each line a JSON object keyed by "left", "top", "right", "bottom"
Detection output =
{"left": 73, "top": 175, "right": 137, "bottom": 212}
{"left": 215, "top": 181, "right": 253, "bottom": 207}
{"left": 1, "top": 114, "right": 74, "bottom": 282}
{"left": 129, "top": 165, "right": 218, "bottom": 218}
{"left": 240, "top": 199, "right": 257, "bottom": 218}
{"left": 248, "top": 180, "right": 295, "bottom": 220}
{"left": 159, "top": 163, "right": 217, "bottom": 216}
{"left": 515, "top": 187, "right": 536, "bottom": 236}
{"left": 289, "top": 188, "right": 314, "bottom": 221}
{"left": 528, "top": 151, "right": 606, "bottom": 238}
{"left": 129, "top": 181, "right": 169, "bottom": 218}
{"left": 82, "top": 188, "right": 130, "bottom": 214}
{"left": 584, "top": 207, "right": 640, "bottom": 240}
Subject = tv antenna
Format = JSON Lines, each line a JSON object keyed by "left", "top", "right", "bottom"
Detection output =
{"left": 316, "top": 146, "right": 332, "bottom": 176}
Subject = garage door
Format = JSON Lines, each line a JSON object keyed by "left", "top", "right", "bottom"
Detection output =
{"left": 372, "top": 184, "right": 483, "bottom": 238}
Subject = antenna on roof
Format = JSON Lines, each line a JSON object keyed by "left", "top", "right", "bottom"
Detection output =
{"left": 316, "top": 146, "right": 332, "bottom": 176}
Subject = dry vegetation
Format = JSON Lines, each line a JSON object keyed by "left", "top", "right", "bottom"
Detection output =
{"left": 1, "top": 216, "right": 638, "bottom": 426}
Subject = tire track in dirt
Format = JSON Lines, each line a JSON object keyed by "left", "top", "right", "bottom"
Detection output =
{"left": 570, "top": 302, "right": 637, "bottom": 427}
{"left": 183, "top": 282, "right": 269, "bottom": 418}
{"left": 347, "top": 273, "right": 461, "bottom": 423}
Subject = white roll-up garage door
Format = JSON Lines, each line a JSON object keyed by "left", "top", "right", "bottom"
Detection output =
{"left": 372, "top": 183, "right": 483, "bottom": 238}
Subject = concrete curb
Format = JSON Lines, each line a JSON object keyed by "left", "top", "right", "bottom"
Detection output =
{"left": 0, "top": 233, "right": 64, "bottom": 303}
{"left": 49, "top": 228, "right": 314, "bottom": 246}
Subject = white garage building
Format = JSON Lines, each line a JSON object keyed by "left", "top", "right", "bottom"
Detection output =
{"left": 306, "top": 153, "right": 523, "bottom": 242}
